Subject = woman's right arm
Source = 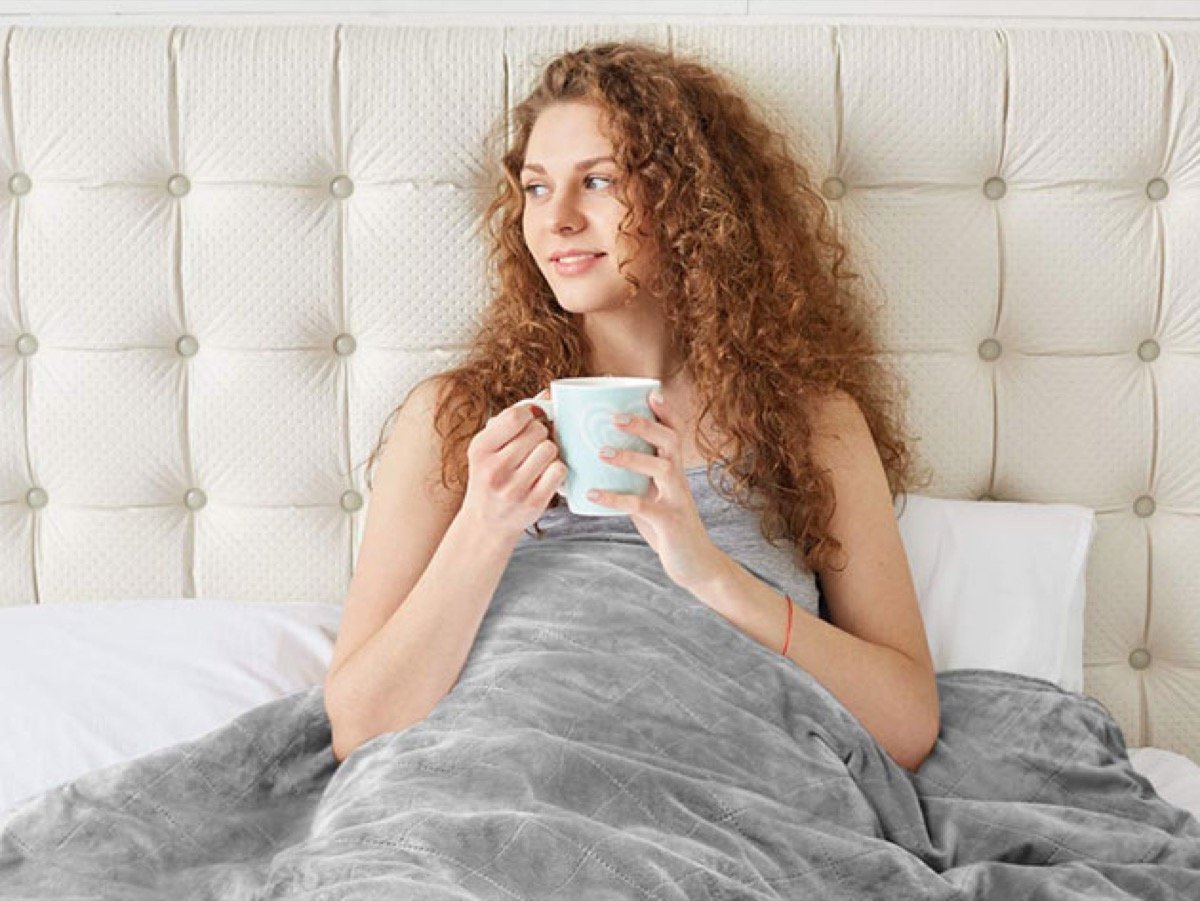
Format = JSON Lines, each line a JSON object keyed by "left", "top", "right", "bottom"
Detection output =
{"left": 323, "top": 378, "right": 563, "bottom": 764}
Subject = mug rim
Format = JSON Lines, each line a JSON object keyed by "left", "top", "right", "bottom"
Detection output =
{"left": 552, "top": 377, "right": 659, "bottom": 388}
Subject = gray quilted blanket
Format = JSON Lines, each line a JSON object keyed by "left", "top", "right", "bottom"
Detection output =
{"left": 2, "top": 538, "right": 1199, "bottom": 899}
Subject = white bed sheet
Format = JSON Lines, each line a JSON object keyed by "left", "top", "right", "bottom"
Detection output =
{"left": 1128, "top": 747, "right": 1200, "bottom": 822}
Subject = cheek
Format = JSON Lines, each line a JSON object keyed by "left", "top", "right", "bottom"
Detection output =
{"left": 520, "top": 217, "right": 537, "bottom": 257}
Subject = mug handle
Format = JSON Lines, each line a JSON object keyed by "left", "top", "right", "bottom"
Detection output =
{"left": 513, "top": 396, "right": 567, "bottom": 497}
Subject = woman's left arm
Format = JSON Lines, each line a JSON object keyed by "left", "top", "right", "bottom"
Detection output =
{"left": 684, "top": 391, "right": 940, "bottom": 773}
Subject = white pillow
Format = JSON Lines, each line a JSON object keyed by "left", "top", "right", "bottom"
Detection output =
{"left": 895, "top": 494, "right": 1097, "bottom": 693}
{"left": 0, "top": 598, "right": 342, "bottom": 818}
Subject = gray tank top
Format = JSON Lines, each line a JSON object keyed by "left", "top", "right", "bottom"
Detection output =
{"left": 514, "top": 460, "right": 821, "bottom": 618}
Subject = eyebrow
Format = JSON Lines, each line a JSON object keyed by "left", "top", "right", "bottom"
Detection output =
{"left": 520, "top": 155, "right": 616, "bottom": 174}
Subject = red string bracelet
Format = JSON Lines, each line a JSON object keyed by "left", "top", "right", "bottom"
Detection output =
{"left": 780, "top": 593, "right": 794, "bottom": 656}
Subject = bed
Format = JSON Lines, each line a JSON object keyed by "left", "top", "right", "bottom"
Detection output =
{"left": 1, "top": 11, "right": 1198, "bottom": 897}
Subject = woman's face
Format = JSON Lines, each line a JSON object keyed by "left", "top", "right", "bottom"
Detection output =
{"left": 520, "top": 101, "right": 654, "bottom": 312}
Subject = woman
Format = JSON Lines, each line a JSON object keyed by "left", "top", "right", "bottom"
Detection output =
{"left": 325, "top": 41, "right": 940, "bottom": 773}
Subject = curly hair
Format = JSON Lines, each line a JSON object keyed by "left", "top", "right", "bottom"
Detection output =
{"left": 362, "top": 39, "right": 931, "bottom": 575}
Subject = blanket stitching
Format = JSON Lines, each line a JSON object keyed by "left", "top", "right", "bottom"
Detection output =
{"left": 1020, "top": 730, "right": 1094, "bottom": 865}
{"left": 911, "top": 756, "right": 1159, "bottom": 826}
{"left": 126, "top": 731, "right": 315, "bottom": 867}
{"left": 470, "top": 818, "right": 533, "bottom": 881}
{"left": 762, "top": 844, "right": 913, "bottom": 888}
{"left": 5, "top": 826, "right": 33, "bottom": 856}
{"left": 331, "top": 835, "right": 531, "bottom": 901}
{"left": 646, "top": 675, "right": 752, "bottom": 839}
{"left": 1137, "top": 836, "right": 1172, "bottom": 865}
{"left": 583, "top": 764, "right": 655, "bottom": 823}
{"left": 940, "top": 712, "right": 1023, "bottom": 799}
{"left": 535, "top": 819, "right": 687, "bottom": 901}
{"left": 531, "top": 840, "right": 605, "bottom": 896}
{"left": 647, "top": 852, "right": 776, "bottom": 899}
{"left": 177, "top": 747, "right": 283, "bottom": 852}
{"left": 441, "top": 657, "right": 529, "bottom": 730}
{"left": 573, "top": 747, "right": 675, "bottom": 833}
{"left": 936, "top": 801, "right": 1094, "bottom": 864}
{"left": 51, "top": 752, "right": 199, "bottom": 851}
{"left": 221, "top": 725, "right": 315, "bottom": 808}
{"left": 131, "top": 793, "right": 208, "bottom": 853}
{"left": 524, "top": 819, "right": 664, "bottom": 898}
{"left": 653, "top": 842, "right": 894, "bottom": 897}
{"left": 462, "top": 682, "right": 561, "bottom": 735}
{"left": 335, "top": 830, "right": 667, "bottom": 901}
{"left": 394, "top": 809, "right": 439, "bottom": 844}
{"left": 540, "top": 668, "right": 658, "bottom": 788}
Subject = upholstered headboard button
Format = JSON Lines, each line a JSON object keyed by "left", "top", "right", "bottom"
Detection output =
{"left": 15, "top": 334, "right": 37, "bottom": 356}
{"left": 1134, "top": 495, "right": 1156, "bottom": 517}
{"left": 167, "top": 174, "right": 190, "bottom": 197}
{"left": 983, "top": 176, "right": 1006, "bottom": 200}
{"left": 1146, "top": 177, "right": 1169, "bottom": 201}
{"left": 820, "top": 176, "right": 845, "bottom": 200}
{"left": 25, "top": 487, "right": 47, "bottom": 510}
{"left": 329, "top": 175, "right": 354, "bottom": 199}
{"left": 184, "top": 488, "right": 207, "bottom": 511}
{"left": 333, "top": 333, "right": 356, "bottom": 356}
{"left": 7, "top": 172, "right": 31, "bottom": 196}
{"left": 176, "top": 335, "right": 199, "bottom": 357}
{"left": 340, "top": 489, "right": 363, "bottom": 512}
{"left": 1129, "top": 648, "right": 1152, "bottom": 670}
{"left": 1137, "top": 338, "right": 1160, "bottom": 362}
{"left": 977, "top": 338, "right": 1002, "bottom": 361}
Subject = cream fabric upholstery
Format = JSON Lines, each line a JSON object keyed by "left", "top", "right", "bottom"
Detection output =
{"left": 0, "top": 21, "right": 1197, "bottom": 764}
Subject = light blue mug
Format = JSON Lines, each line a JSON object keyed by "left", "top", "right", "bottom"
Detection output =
{"left": 514, "top": 376, "right": 660, "bottom": 516}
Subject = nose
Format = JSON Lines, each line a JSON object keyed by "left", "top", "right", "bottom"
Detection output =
{"left": 547, "top": 184, "right": 585, "bottom": 234}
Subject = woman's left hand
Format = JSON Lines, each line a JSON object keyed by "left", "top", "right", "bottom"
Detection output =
{"left": 587, "top": 392, "right": 726, "bottom": 593}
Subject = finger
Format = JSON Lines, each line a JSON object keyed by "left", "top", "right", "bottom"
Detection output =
{"left": 614, "top": 413, "right": 679, "bottom": 461}
{"left": 586, "top": 487, "right": 644, "bottom": 514}
{"left": 496, "top": 419, "right": 549, "bottom": 472}
{"left": 599, "top": 447, "right": 671, "bottom": 480}
{"left": 514, "top": 437, "right": 559, "bottom": 492}
{"left": 480, "top": 404, "right": 540, "bottom": 453}
{"left": 536, "top": 459, "right": 568, "bottom": 497}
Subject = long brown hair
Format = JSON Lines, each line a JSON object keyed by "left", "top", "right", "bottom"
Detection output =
{"left": 362, "top": 40, "right": 931, "bottom": 574}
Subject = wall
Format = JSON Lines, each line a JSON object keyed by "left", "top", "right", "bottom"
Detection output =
{"left": 1, "top": 0, "right": 1199, "bottom": 23}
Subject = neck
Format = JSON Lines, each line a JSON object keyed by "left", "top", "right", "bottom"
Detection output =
{"left": 580, "top": 307, "right": 688, "bottom": 390}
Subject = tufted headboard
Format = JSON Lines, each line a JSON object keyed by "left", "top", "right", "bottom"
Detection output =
{"left": 0, "top": 18, "right": 1197, "bottom": 765}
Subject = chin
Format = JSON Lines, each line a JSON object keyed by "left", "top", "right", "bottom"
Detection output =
{"left": 556, "top": 277, "right": 632, "bottom": 301}
{"left": 552, "top": 291, "right": 627, "bottom": 312}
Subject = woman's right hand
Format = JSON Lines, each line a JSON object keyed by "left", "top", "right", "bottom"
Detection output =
{"left": 460, "top": 389, "right": 566, "bottom": 537}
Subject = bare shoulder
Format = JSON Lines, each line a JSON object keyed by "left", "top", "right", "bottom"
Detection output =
{"left": 384, "top": 373, "right": 462, "bottom": 509}
{"left": 802, "top": 388, "right": 875, "bottom": 466}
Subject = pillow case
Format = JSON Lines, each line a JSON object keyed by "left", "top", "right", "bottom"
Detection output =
{"left": 0, "top": 598, "right": 342, "bottom": 817}
{"left": 895, "top": 494, "right": 1097, "bottom": 693}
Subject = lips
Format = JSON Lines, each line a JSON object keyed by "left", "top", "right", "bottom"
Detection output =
{"left": 550, "top": 251, "right": 605, "bottom": 263}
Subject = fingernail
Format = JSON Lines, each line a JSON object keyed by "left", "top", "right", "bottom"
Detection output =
{"left": 613, "top": 413, "right": 631, "bottom": 424}
{"left": 587, "top": 489, "right": 601, "bottom": 500}
{"left": 650, "top": 391, "right": 663, "bottom": 404}
{"left": 599, "top": 446, "right": 615, "bottom": 458}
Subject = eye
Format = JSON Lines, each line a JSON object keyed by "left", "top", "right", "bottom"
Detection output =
{"left": 521, "top": 175, "right": 613, "bottom": 198}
